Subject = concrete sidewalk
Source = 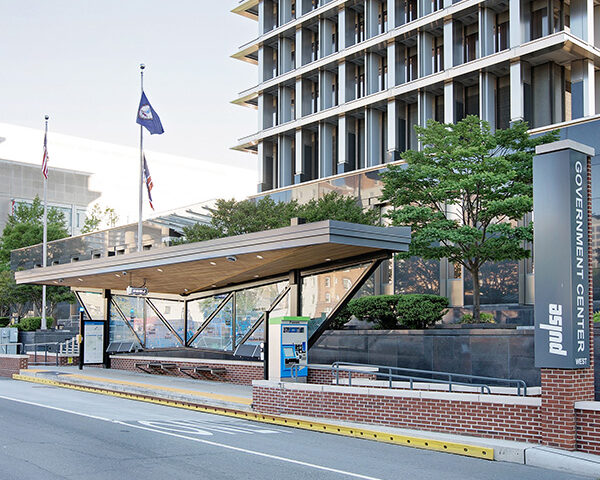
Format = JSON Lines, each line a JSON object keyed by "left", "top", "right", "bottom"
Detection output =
{"left": 13, "top": 366, "right": 600, "bottom": 478}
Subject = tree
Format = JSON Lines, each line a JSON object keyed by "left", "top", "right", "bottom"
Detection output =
{"left": 0, "top": 197, "right": 75, "bottom": 319}
{"left": 180, "top": 192, "right": 377, "bottom": 244}
{"left": 0, "top": 197, "right": 70, "bottom": 264}
{"left": 380, "top": 116, "right": 558, "bottom": 322}
{"left": 81, "top": 203, "right": 119, "bottom": 234}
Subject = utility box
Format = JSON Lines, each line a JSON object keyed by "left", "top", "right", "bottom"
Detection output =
{"left": 0, "top": 327, "right": 18, "bottom": 354}
{"left": 268, "top": 316, "right": 309, "bottom": 382}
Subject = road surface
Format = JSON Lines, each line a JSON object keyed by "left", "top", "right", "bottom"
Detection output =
{"left": 0, "top": 378, "right": 587, "bottom": 480}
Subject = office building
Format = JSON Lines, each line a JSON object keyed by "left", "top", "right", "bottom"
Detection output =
{"left": 232, "top": 0, "right": 600, "bottom": 309}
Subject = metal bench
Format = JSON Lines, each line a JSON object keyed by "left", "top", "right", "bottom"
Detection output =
{"left": 135, "top": 362, "right": 177, "bottom": 373}
{"left": 178, "top": 365, "right": 227, "bottom": 378}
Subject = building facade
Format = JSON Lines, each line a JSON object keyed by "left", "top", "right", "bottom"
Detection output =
{"left": 0, "top": 158, "right": 100, "bottom": 236}
{"left": 232, "top": 0, "right": 600, "bottom": 311}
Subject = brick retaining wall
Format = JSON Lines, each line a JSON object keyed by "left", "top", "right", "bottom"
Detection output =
{"left": 575, "top": 402, "right": 600, "bottom": 454}
{"left": 253, "top": 381, "right": 543, "bottom": 443}
{"left": 0, "top": 354, "right": 28, "bottom": 377}
{"left": 110, "top": 355, "right": 263, "bottom": 386}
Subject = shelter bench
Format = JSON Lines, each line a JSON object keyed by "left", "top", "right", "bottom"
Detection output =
{"left": 135, "top": 362, "right": 177, "bottom": 373}
{"left": 179, "top": 366, "right": 228, "bottom": 378}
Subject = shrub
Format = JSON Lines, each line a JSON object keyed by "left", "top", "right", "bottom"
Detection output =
{"left": 0, "top": 317, "right": 10, "bottom": 327}
{"left": 593, "top": 311, "right": 600, "bottom": 323}
{"left": 17, "top": 316, "right": 54, "bottom": 331}
{"left": 329, "top": 305, "right": 352, "bottom": 330}
{"left": 460, "top": 312, "right": 495, "bottom": 324}
{"left": 396, "top": 294, "right": 449, "bottom": 329}
{"left": 346, "top": 295, "right": 400, "bottom": 329}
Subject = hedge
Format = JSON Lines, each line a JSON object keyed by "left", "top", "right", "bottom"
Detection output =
{"left": 16, "top": 317, "right": 54, "bottom": 331}
{"left": 332, "top": 294, "right": 448, "bottom": 329}
{"left": 0, "top": 317, "right": 10, "bottom": 328}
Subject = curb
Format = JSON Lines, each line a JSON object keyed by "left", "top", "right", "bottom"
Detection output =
{"left": 12, "top": 373, "right": 493, "bottom": 461}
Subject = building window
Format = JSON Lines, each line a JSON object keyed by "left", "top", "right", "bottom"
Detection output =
{"left": 495, "top": 13, "right": 509, "bottom": 52}
{"left": 324, "top": 276, "right": 331, "bottom": 287}
{"left": 464, "top": 30, "right": 477, "bottom": 62}
{"left": 433, "top": 38, "right": 444, "bottom": 73}
{"left": 355, "top": 12, "right": 365, "bottom": 44}
{"left": 406, "top": 0, "right": 417, "bottom": 23}
{"left": 378, "top": 2, "right": 388, "bottom": 34}
{"left": 531, "top": 0, "right": 549, "bottom": 40}
{"left": 434, "top": 95, "right": 444, "bottom": 122}
{"left": 407, "top": 48, "right": 418, "bottom": 81}
{"left": 325, "top": 292, "right": 331, "bottom": 303}
{"left": 432, "top": 0, "right": 443, "bottom": 12}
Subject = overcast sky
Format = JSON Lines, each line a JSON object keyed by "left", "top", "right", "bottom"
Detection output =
{"left": 0, "top": 1, "right": 258, "bottom": 172}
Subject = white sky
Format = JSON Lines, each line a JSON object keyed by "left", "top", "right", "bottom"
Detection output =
{"left": 0, "top": 1, "right": 259, "bottom": 174}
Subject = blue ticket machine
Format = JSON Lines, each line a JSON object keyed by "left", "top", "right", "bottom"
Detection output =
{"left": 268, "top": 316, "right": 309, "bottom": 381}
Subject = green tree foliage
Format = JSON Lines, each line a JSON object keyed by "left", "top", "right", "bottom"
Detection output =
{"left": 0, "top": 197, "right": 69, "bottom": 263}
{"left": 0, "top": 197, "right": 75, "bottom": 319}
{"left": 180, "top": 192, "right": 377, "bottom": 244}
{"left": 380, "top": 116, "right": 558, "bottom": 322}
{"left": 81, "top": 203, "right": 119, "bottom": 234}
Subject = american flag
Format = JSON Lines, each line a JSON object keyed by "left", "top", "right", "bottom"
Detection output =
{"left": 41, "top": 131, "right": 49, "bottom": 179}
{"left": 143, "top": 154, "right": 154, "bottom": 210}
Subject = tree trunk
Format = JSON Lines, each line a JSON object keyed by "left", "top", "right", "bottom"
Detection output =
{"left": 471, "top": 268, "right": 481, "bottom": 323}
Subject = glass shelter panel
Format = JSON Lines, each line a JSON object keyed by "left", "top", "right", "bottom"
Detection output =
{"left": 146, "top": 298, "right": 184, "bottom": 349}
{"left": 109, "top": 302, "right": 140, "bottom": 346}
{"left": 301, "top": 263, "right": 370, "bottom": 338}
{"left": 190, "top": 296, "right": 233, "bottom": 351}
{"left": 236, "top": 281, "right": 288, "bottom": 346}
{"left": 113, "top": 295, "right": 146, "bottom": 345}
{"left": 187, "top": 296, "right": 224, "bottom": 341}
{"left": 77, "top": 291, "right": 105, "bottom": 320}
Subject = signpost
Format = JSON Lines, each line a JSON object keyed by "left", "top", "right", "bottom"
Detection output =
{"left": 533, "top": 140, "right": 594, "bottom": 369}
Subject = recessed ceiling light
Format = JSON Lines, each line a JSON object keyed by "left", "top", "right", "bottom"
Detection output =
{"left": 254, "top": 275, "right": 259, "bottom": 278}
{"left": 211, "top": 284, "right": 217, "bottom": 288}
{"left": 183, "top": 288, "right": 188, "bottom": 292}
{"left": 78, "top": 278, "right": 83, "bottom": 282}
{"left": 256, "top": 255, "right": 264, "bottom": 259}
{"left": 210, "top": 261, "right": 217, "bottom": 266}
{"left": 157, "top": 268, "right": 163, "bottom": 272}
{"left": 325, "top": 258, "right": 332, "bottom": 262}
{"left": 115, "top": 274, "right": 120, "bottom": 277}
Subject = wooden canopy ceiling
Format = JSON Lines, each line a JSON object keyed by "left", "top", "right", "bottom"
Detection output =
{"left": 15, "top": 221, "right": 411, "bottom": 296}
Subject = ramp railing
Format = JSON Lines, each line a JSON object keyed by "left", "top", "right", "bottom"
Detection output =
{"left": 296, "top": 362, "right": 528, "bottom": 396}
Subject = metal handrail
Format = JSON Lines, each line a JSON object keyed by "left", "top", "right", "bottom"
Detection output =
{"left": 331, "top": 362, "right": 528, "bottom": 396}
{"left": 24, "top": 342, "right": 61, "bottom": 366}
{"left": 0, "top": 343, "right": 23, "bottom": 354}
{"left": 295, "top": 362, "right": 528, "bottom": 396}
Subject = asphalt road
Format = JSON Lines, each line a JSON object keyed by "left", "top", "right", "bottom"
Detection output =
{"left": 0, "top": 378, "right": 588, "bottom": 480}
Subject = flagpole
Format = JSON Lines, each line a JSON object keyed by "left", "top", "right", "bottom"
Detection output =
{"left": 138, "top": 64, "right": 145, "bottom": 253}
{"left": 41, "top": 115, "right": 49, "bottom": 330}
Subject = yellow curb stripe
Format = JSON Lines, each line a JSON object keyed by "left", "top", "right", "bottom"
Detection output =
{"left": 65, "top": 373, "right": 252, "bottom": 406}
{"left": 11, "top": 373, "right": 493, "bottom": 461}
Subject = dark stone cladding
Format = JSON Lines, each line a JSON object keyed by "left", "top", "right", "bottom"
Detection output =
{"left": 309, "top": 328, "right": 541, "bottom": 387}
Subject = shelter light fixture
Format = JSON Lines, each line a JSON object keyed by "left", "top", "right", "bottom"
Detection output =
{"left": 58, "top": 278, "right": 64, "bottom": 283}
{"left": 211, "top": 284, "right": 217, "bottom": 288}
{"left": 115, "top": 274, "right": 120, "bottom": 278}
{"left": 157, "top": 268, "right": 163, "bottom": 273}
{"left": 78, "top": 278, "right": 83, "bottom": 282}
{"left": 253, "top": 275, "right": 259, "bottom": 278}
{"left": 256, "top": 255, "right": 264, "bottom": 259}
{"left": 226, "top": 256, "right": 237, "bottom": 262}
{"left": 183, "top": 288, "right": 189, "bottom": 292}
{"left": 210, "top": 261, "right": 217, "bottom": 266}
{"left": 325, "top": 258, "right": 332, "bottom": 262}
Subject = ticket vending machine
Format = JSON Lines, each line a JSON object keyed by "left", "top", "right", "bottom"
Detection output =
{"left": 268, "top": 316, "right": 309, "bottom": 382}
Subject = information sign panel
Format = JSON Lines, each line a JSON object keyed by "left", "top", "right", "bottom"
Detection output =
{"left": 83, "top": 321, "right": 104, "bottom": 365}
